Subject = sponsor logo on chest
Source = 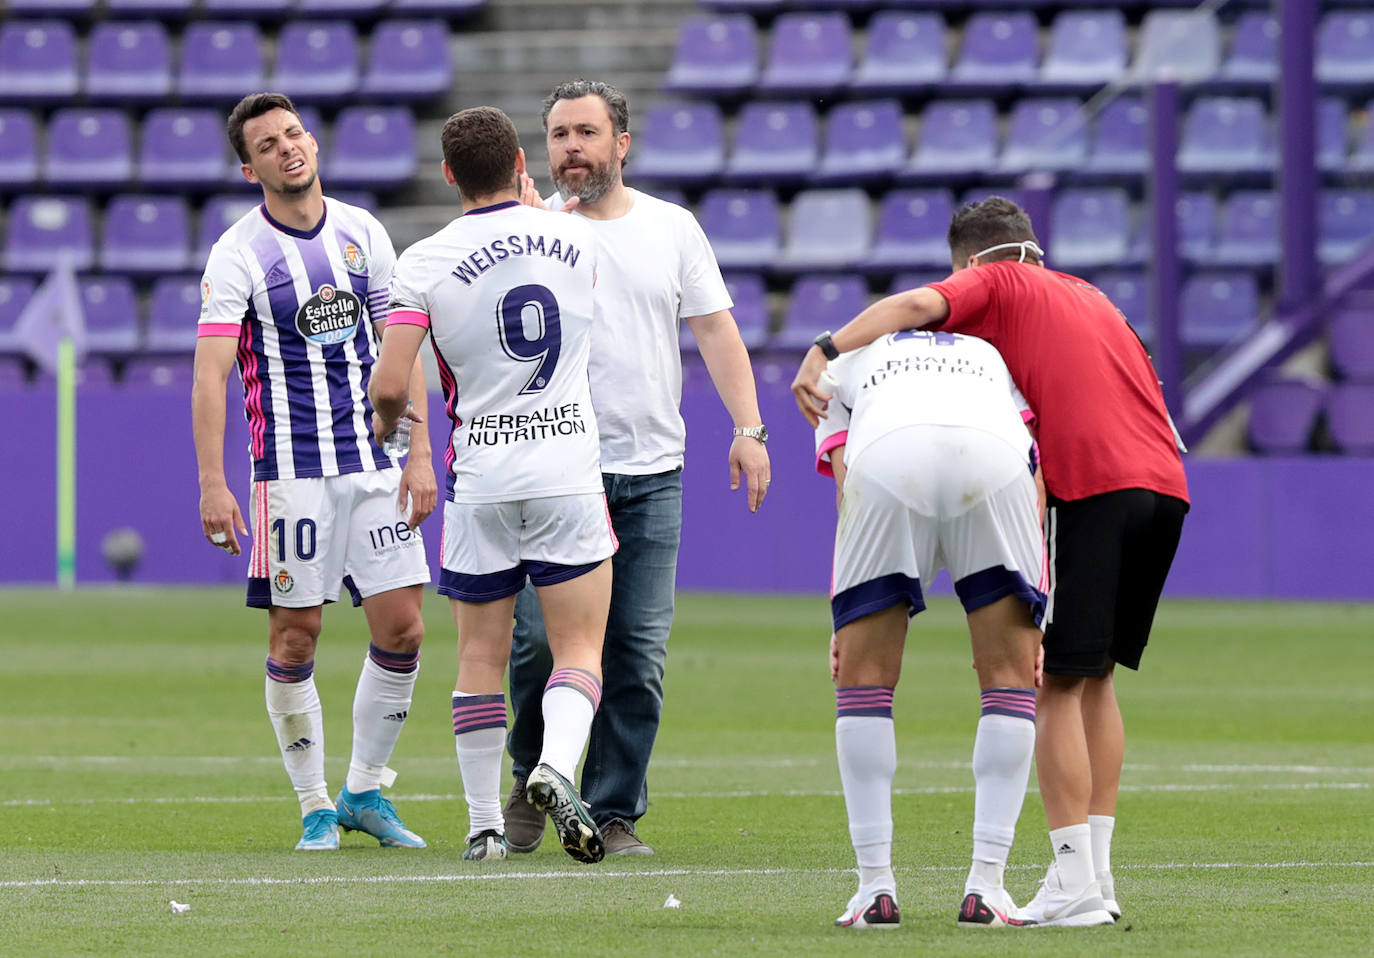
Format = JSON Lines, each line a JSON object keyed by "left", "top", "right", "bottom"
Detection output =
{"left": 296, "top": 283, "right": 363, "bottom": 344}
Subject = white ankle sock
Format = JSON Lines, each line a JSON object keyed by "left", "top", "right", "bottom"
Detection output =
{"left": 836, "top": 715, "right": 897, "bottom": 891}
{"left": 967, "top": 712, "right": 1035, "bottom": 891}
{"left": 346, "top": 655, "right": 418, "bottom": 794}
{"left": 538, "top": 686, "right": 595, "bottom": 781}
{"left": 265, "top": 673, "right": 330, "bottom": 816}
{"left": 452, "top": 694, "right": 507, "bottom": 838}
{"left": 1049, "top": 823, "right": 1095, "bottom": 893}
{"left": 1089, "top": 814, "right": 1115, "bottom": 876}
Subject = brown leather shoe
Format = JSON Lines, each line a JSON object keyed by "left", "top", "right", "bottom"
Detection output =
{"left": 602, "top": 818, "right": 654, "bottom": 856}
{"left": 502, "top": 775, "right": 545, "bottom": 853}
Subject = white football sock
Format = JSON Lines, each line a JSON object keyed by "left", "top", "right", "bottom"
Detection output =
{"left": 967, "top": 712, "right": 1036, "bottom": 892}
{"left": 836, "top": 715, "right": 897, "bottom": 891}
{"left": 538, "top": 686, "right": 595, "bottom": 781}
{"left": 1049, "top": 823, "right": 1096, "bottom": 894}
{"left": 265, "top": 673, "right": 331, "bottom": 816}
{"left": 1089, "top": 814, "right": 1115, "bottom": 876}
{"left": 346, "top": 655, "right": 418, "bottom": 794}
{"left": 453, "top": 702, "right": 507, "bottom": 838}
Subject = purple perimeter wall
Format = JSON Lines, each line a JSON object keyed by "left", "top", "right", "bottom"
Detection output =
{"left": 3, "top": 364, "right": 1372, "bottom": 600}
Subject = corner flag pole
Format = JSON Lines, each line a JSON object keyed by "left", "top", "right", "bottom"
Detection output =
{"left": 56, "top": 337, "right": 76, "bottom": 589}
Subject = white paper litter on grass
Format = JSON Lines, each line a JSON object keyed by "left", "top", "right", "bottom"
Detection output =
{"left": 663, "top": 894, "right": 682, "bottom": 909}
{"left": 169, "top": 901, "right": 191, "bottom": 915}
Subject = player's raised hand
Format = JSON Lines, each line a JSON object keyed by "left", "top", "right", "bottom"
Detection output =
{"left": 518, "top": 172, "right": 547, "bottom": 209}
{"left": 729, "top": 435, "right": 770, "bottom": 513}
{"left": 200, "top": 484, "right": 248, "bottom": 556}
{"left": 791, "top": 347, "right": 832, "bottom": 428}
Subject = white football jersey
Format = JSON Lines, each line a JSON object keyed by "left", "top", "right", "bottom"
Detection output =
{"left": 815, "top": 330, "right": 1035, "bottom": 474}
{"left": 388, "top": 201, "right": 602, "bottom": 504}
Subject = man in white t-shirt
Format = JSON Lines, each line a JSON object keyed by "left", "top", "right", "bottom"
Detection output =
{"left": 502, "top": 79, "right": 771, "bottom": 856}
{"left": 815, "top": 329, "right": 1048, "bottom": 930}
{"left": 370, "top": 106, "right": 614, "bottom": 865}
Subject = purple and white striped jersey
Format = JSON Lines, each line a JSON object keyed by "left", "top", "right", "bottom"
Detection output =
{"left": 198, "top": 197, "right": 396, "bottom": 481}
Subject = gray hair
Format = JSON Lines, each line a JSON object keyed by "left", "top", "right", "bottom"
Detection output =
{"left": 540, "top": 78, "right": 630, "bottom": 137}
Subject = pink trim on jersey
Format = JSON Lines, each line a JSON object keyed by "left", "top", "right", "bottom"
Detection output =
{"left": 602, "top": 493, "right": 619, "bottom": 552}
{"left": 815, "top": 430, "right": 849, "bottom": 478}
{"left": 431, "top": 339, "right": 461, "bottom": 477}
{"left": 198, "top": 323, "right": 241, "bottom": 338}
{"left": 385, "top": 309, "right": 430, "bottom": 329}
{"left": 1020, "top": 408, "right": 1036, "bottom": 425}
{"left": 237, "top": 321, "right": 266, "bottom": 462}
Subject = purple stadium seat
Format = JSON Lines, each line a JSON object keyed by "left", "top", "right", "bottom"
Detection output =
{"left": 698, "top": 189, "right": 780, "bottom": 272}
{"left": 388, "top": 0, "right": 485, "bottom": 15}
{"left": 1178, "top": 97, "right": 1270, "bottom": 177}
{"left": 1051, "top": 188, "right": 1130, "bottom": 270}
{"left": 197, "top": 194, "right": 262, "bottom": 261}
{"left": 781, "top": 189, "right": 871, "bottom": 272}
{"left": 0, "top": 109, "right": 39, "bottom": 189}
{"left": 4, "top": 196, "right": 94, "bottom": 272}
{"left": 329, "top": 190, "right": 376, "bottom": 211}
{"left": 43, "top": 109, "right": 134, "bottom": 189}
{"left": 889, "top": 270, "right": 948, "bottom": 296}
{"left": 960, "top": 187, "right": 1026, "bottom": 212}
{"left": 1222, "top": 12, "right": 1277, "bottom": 84}
{"left": 906, "top": 99, "right": 997, "bottom": 180}
{"left": 1247, "top": 378, "right": 1324, "bottom": 454}
{"left": 0, "top": 276, "right": 38, "bottom": 355}
{"left": 360, "top": 20, "right": 450, "bottom": 101}
{"left": 85, "top": 21, "right": 172, "bottom": 103}
{"left": 80, "top": 276, "right": 141, "bottom": 354}
{"left": 8, "top": 0, "right": 95, "bottom": 14}
{"left": 632, "top": 102, "right": 725, "bottom": 186}
{"left": 0, "top": 357, "right": 26, "bottom": 387}
{"left": 1132, "top": 10, "right": 1220, "bottom": 84}
{"left": 298, "top": 0, "right": 387, "bottom": 15}
{"left": 1040, "top": 10, "right": 1127, "bottom": 88}
{"left": 1318, "top": 11, "right": 1374, "bottom": 86}
{"left": 202, "top": 0, "right": 293, "bottom": 19}
{"left": 1000, "top": 98, "right": 1087, "bottom": 173}
{"left": 1092, "top": 271, "right": 1151, "bottom": 342}
{"left": 0, "top": 21, "right": 79, "bottom": 102}
{"left": 139, "top": 109, "right": 231, "bottom": 190}
{"left": 851, "top": 11, "right": 946, "bottom": 94}
{"left": 123, "top": 355, "right": 196, "bottom": 388}
{"left": 646, "top": 189, "right": 687, "bottom": 209}
{"left": 682, "top": 272, "right": 768, "bottom": 353}
{"left": 1324, "top": 382, "right": 1374, "bottom": 454}
{"left": 951, "top": 12, "right": 1038, "bottom": 90}
{"left": 776, "top": 274, "right": 868, "bottom": 350}
{"left": 663, "top": 15, "right": 758, "bottom": 98}
{"left": 1176, "top": 191, "right": 1218, "bottom": 262}
{"left": 1348, "top": 101, "right": 1374, "bottom": 173}
{"left": 1214, "top": 191, "right": 1278, "bottom": 267}
{"left": 327, "top": 107, "right": 417, "bottom": 189}
{"left": 1180, "top": 272, "right": 1259, "bottom": 347}
{"left": 100, "top": 195, "right": 192, "bottom": 276}
{"left": 698, "top": 0, "right": 781, "bottom": 11}
{"left": 1088, "top": 97, "right": 1147, "bottom": 175}
{"left": 1320, "top": 190, "right": 1374, "bottom": 266}
{"left": 106, "top": 0, "right": 195, "bottom": 17}
{"left": 271, "top": 21, "right": 359, "bottom": 103}
{"left": 815, "top": 100, "right": 905, "bottom": 186}
{"left": 867, "top": 190, "right": 955, "bottom": 270}
{"left": 723, "top": 101, "right": 817, "bottom": 186}
{"left": 1320, "top": 98, "right": 1349, "bottom": 174}
{"left": 1328, "top": 309, "right": 1374, "bottom": 381}
{"left": 145, "top": 276, "right": 202, "bottom": 352}
{"left": 177, "top": 22, "right": 264, "bottom": 103}
{"left": 757, "top": 12, "right": 852, "bottom": 98}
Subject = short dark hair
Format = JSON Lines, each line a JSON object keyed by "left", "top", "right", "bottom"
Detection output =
{"left": 227, "top": 92, "right": 302, "bottom": 164}
{"left": 947, "top": 196, "right": 1042, "bottom": 266}
{"left": 440, "top": 106, "right": 521, "bottom": 199}
{"left": 541, "top": 78, "right": 630, "bottom": 140}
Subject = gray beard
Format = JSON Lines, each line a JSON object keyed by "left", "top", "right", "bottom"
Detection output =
{"left": 552, "top": 162, "right": 616, "bottom": 206}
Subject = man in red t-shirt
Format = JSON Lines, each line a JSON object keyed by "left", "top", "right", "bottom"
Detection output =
{"left": 793, "top": 197, "right": 1187, "bottom": 928}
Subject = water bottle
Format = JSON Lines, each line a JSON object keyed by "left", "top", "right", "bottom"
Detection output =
{"left": 381, "top": 402, "right": 412, "bottom": 457}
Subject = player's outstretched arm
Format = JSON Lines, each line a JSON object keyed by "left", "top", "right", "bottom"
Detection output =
{"left": 369, "top": 321, "right": 427, "bottom": 437}
{"left": 192, "top": 336, "right": 249, "bottom": 556}
{"left": 685, "top": 308, "right": 771, "bottom": 513}
{"left": 791, "top": 287, "right": 951, "bottom": 427}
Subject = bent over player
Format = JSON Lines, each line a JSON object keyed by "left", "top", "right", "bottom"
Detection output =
{"left": 192, "top": 93, "right": 435, "bottom": 851}
{"left": 817, "top": 329, "right": 1050, "bottom": 930}
{"left": 369, "top": 106, "right": 613, "bottom": 864}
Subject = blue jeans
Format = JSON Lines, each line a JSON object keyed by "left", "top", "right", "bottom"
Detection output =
{"left": 507, "top": 469, "right": 682, "bottom": 826}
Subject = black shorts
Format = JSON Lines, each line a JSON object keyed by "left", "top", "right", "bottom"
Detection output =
{"left": 1043, "top": 488, "right": 1188, "bottom": 677}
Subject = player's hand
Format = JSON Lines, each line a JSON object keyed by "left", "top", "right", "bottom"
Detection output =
{"left": 791, "top": 346, "right": 832, "bottom": 428}
{"left": 829, "top": 633, "right": 839, "bottom": 683}
{"left": 518, "top": 172, "right": 548, "bottom": 210}
{"left": 370, "top": 405, "right": 422, "bottom": 453}
{"left": 398, "top": 454, "right": 437, "bottom": 530}
{"left": 729, "top": 435, "right": 770, "bottom": 513}
{"left": 200, "top": 483, "right": 248, "bottom": 556}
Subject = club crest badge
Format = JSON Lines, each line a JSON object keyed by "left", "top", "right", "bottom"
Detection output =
{"left": 344, "top": 243, "right": 368, "bottom": 275}
{"left": 273, "top": 569, "right": 295, "bottom": 593}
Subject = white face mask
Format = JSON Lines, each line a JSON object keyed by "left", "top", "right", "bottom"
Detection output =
{"left": 968, "top": 240, "right": 1045, "bottom": 267}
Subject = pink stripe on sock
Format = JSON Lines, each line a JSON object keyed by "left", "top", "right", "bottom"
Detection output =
{"left": 546, "top": 667, "right": 602, "bottom": 711}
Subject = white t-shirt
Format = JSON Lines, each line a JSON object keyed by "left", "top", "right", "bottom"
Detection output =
{"left": 388, "top": 201, "right": 603, "bottom": 504}
{"left": 550, "top": 189, "right": 732, "bottom": 474}
{"left": 815, "top": 330, "right": 1035, "bottom": 475}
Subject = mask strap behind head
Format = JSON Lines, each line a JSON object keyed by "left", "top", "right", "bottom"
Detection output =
{"left": 969, "top": 240, "right": 1045, "bottom": 266}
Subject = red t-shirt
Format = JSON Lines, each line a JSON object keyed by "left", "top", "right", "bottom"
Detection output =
{"left": 927, "top": 262, "right": 1188, "bottom": 503}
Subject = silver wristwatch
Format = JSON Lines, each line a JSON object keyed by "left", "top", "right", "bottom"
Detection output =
{"left": 733, "top": 425, "right": 769, "bottom": 444}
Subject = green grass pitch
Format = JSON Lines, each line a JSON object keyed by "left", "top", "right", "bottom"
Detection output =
{"left": 1, "top": 589, "right": 1371, "bottom": 956}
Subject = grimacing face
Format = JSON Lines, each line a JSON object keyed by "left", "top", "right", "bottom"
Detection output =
{"left": 546, "top": 95, "right": 624, "bottom": 205}
{"left": 241, "top": 108, "right": 319, "bottom": 197}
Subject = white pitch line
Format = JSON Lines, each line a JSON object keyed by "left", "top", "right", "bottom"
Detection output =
{"left": 2, "top": 861, "right": 1372, "bottom": 891}
{"left": 2, "top": 781, "right": 1368, "bottom": 808}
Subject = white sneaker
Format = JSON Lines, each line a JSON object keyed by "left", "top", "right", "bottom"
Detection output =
{"left": 834, "top": 887, "right": 901, "bottom": 929}
{"left": 958, "top": 884, "right": 1031, "bottom": 927}
{"left": 1018, "top": 864, "right": 1115, "bottom": 927}
{"left": 1098, "top": 870, "right": 1121, "bottom": 920}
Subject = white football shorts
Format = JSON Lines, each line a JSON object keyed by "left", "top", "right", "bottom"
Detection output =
{"left": 247, "top": 470, "right": 430, "bottom": 609}
{"left": 831, "top": 423, "right": 1045, "bottom": 630}
{"left": 438, "top": 491, "right": 617, "bottom": 602}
